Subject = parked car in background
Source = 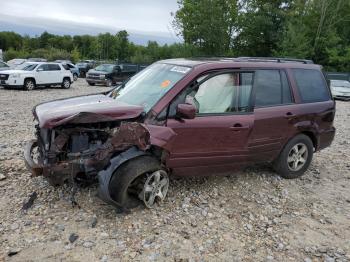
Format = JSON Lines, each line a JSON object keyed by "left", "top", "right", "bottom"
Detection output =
{"left": 61, "top": 63, "right": 80, "bottom": 81}
{"left": 330, "top": 80, "right": 350, "bottom": 100}
{"left": 55, "top": 60, "right": 72, "bottom": 64}
{"left": 0, "top": 61, "right": 10, "bottom": 71}
{"left": 86, "top": 63, "right": 146, "bottom": 86}
{"left": 24, "top": 57, "right": 335, "bottom": 209}
{"left": 0, "top": 62, "right": 73, "bottom": 90}
{"left": 6, "top": 58, "right": 27, "bottom": 69}
{"left": 28, "top": 58, "right": 47, "bottom": 62}
{"left": 76, "top": 60, "right": 95, "bottom": 77}
{"left": 86, "top": 64, "right": 121, "bottom": 86}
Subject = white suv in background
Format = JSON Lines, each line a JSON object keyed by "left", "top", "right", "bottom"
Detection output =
{"left": 0, "top": 62, "right": 73, "bottom": 90}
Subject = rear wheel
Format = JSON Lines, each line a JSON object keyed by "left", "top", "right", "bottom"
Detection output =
{"left": 274, "top": 134, "right": 313, "bottom": 179}
{"left": 109, "top": 156, "right": 169, "bottom": 209}
{"left": 61, "top": 78, "right": 71, "bottom": 89}
{"left": 73, "top": 73, "right": 78, "bottom": 81}
{"left": 24, "top": 79, "right": 35, "bottom": 91}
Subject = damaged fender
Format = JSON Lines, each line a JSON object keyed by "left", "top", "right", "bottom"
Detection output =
{"left": 97, "top": 147, "right": 147, "bottom": 206}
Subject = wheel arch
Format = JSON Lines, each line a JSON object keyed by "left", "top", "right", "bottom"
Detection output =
{"left": 300, "top": 130, "right": 318, "bottom": 150}
{"left": 97, "top": 147, "right": 153, "bottom": 207}
{"left": 63, "top": 76, "right": 71, "bottom": 83}
{"left": 24, "top": 77, "right": 36, "bottom": 84}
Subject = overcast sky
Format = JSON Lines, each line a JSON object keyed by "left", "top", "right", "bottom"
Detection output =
{"left": 0, "top": 0, "right": 180, "bottom": 44}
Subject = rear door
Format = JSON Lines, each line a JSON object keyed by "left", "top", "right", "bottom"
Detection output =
{"left": 249, "top": 69, "right": 296, "bottom": 162}
{"left": 166, "top": 70, "right": 255, "bottom": 170}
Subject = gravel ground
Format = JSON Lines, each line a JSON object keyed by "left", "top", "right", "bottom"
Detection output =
{"left": 0, "top": 79, "right": 349, "bottom": 262}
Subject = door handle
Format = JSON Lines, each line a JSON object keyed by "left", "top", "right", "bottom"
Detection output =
{"left": 230, "top": 123, "right": 250, "bottom": 131}
{"left": 284, "top": 112, "right": 296, "bottom": 119}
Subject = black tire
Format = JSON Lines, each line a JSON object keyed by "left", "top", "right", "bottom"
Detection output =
{"left": 24, "top": 79, "right": 36, "bottom": 91}
{"left": 73, "top": 73, "right": 78, "bottom": 81}
{"left": 87, "top": 82, "right": 95, "bottom": 86}
{"left": 273, "top": 134, "right": 314, "bottom": 179}
{"left": 61, "top": 78, "right": 71, "bottom": 89}
{"left": 109, "top": 156, "right": 162, "bottom": 209}
{"left": 105, "top": 79, "right": 112, "bottom": 87}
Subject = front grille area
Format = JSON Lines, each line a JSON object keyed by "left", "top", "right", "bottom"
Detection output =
{"left": 0, "top": 74, "right": 9, "bottom": 80}
{"left": 87, "top": 74, "right": 102, "bottom": 80}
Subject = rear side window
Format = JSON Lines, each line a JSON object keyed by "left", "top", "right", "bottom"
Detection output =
{"left": 37, "top": 64, "right": 50, "bottom": 71}
{"left": 292, "top": 69, "right": 330, "bottom": 103}
{"left": 254, "top": 70, "right": 292, "bottom": 107}
{"left": 49, "top": 64, "right": 61, "bottom": 71}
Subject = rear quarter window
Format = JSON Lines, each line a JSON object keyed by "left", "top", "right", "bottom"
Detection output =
{"left": 292, "top": 69, "right": 331, "bottom": 103}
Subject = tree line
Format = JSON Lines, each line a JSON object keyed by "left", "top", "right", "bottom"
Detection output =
{"left": 0, "top": 0, "right": 349, "bottom": 71}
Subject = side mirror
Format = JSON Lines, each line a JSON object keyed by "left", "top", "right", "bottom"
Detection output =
{"left": 37, "top": 68, "right": 44, "bottom": 72}
{"left": 176, "top": 103, "right": 196, "bottom": 119}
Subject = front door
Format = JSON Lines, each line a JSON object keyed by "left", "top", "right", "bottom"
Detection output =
{"left": 166, "top": 71, "right": 255, "bottom": 172}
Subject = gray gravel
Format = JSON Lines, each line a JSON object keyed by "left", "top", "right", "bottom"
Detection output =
{"left": 0, "top": 79, "right": 349, "bottom": 261}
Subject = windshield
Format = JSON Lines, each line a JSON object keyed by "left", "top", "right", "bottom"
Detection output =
{"left": 76, "top": 63, "right": 87, "bottom": 67}
{"left": 22, "top": 63, "right": 38, "bottom": 71}
{"left": 15, "top": 62, "right": 33, "bottom": 70}
{"left": 109, "top": 63, "right": 191, "bottom": 112}
{"left": 95, "top": 64, "right": 114, "bottom": 72}
{"left": 331, "top": 80, "right": 350, "bottom": 88}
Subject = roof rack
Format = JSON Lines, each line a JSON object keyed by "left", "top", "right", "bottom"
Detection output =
{"left": 231, "top": 57, "right": 314, "bottom": 64}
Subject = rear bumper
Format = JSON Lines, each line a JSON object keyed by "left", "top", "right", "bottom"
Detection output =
{"left": 318, "top": 127, "right": 336, "bottom": 151}
{"left": 24, "top": 139, "right": 43, "bottom": 176}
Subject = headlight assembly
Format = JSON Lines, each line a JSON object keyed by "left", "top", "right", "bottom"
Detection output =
{"left": 11, "top": 74, "right": 20, "bottom": 78}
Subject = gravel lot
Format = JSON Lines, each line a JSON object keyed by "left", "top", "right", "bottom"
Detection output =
{"left": 0, "top": 79, "right": 349, "bottom": 262}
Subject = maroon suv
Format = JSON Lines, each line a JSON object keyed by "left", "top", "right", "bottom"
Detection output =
{"left": 24, "top": 57, "right": 335, "bottom": 209}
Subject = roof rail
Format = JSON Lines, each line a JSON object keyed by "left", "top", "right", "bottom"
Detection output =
{"left": 231, "top": 57, "right": 314, "bottom": 64}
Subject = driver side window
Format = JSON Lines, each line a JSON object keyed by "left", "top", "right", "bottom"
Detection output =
{"left": 167, "top": 71, "right": 253, "bottom": 118}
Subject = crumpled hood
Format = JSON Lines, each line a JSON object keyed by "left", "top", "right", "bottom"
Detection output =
{"left": 34, "top": 94, "right": 144, "bottom": 128}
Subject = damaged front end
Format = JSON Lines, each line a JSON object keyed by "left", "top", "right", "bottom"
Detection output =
{"left": 24, "top": 121, "right": 150, "bottom": 186}
{"left": 24, "top": 94, "right": 177, "bottom": 208}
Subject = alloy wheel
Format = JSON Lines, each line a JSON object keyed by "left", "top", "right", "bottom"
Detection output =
{"left": 287, "top": 143, "right": 308, "bottom": 171}
{"left": 26, "top": 80, "right": 34, "bottom": 90}
{"left": 64, "top": 79, "right": 70, "bottom": 88}
{"left": 139, "top": 170, "right": 169, "bottom": 208}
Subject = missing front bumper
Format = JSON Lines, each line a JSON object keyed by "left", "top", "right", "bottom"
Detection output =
{"left": 24, "top": 139, "right": 43, "bottom": 176}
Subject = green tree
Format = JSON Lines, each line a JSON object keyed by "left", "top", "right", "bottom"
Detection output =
{"left": 173, "top": 0, "right": 238, "bottom": 55}
{"left": 115, "top": 30, "right": 129, "bottom": 61}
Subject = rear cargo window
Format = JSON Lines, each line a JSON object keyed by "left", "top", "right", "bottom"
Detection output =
{"left": 292, "top": 69, "right": 330, "bottom": 103}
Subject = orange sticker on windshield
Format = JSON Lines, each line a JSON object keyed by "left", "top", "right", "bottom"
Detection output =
{"left": 161, "top": 80, "right": 171, "bottom": 88}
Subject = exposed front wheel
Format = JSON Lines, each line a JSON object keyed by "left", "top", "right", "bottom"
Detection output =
{"left": 62, "top": 78, "right": 71, "bottom": 89}
{"left": 24, "top": 79, "right": 35, "bottom": 91}
{"left": 274, "top": 134, "right": 313, "bottom": 179}
{"left": 139, "top": 170, "right": 169, "bottom": 208}
{"left": 87, "top": 82, "right": 95, "bottom": 86}
{"left": 109, "top": 156, "right": 169, "bottom": 209}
